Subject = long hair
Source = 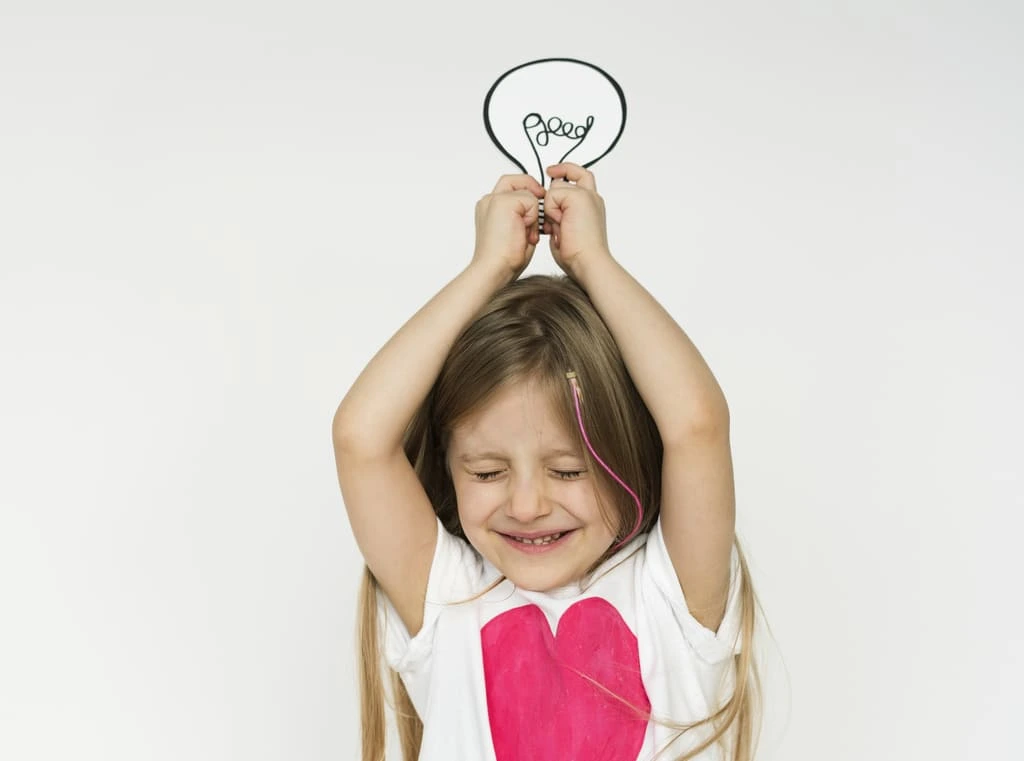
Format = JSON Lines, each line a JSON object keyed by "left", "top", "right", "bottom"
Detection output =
{"left": 356, "top": 274, "right": 763, "bottom": 760}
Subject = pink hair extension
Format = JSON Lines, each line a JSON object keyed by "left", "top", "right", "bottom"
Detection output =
{"left": 566, "top": 372, "right": 644, "bottom": 549}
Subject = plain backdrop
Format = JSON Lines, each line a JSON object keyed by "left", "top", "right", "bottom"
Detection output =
{"left": 2, "top": 1, "right": 1022, "bottom": 759}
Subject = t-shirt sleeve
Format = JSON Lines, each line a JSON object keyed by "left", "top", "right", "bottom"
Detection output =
{"left": 377, "top": 517, "right": 489, "bottom": 674}
{"left": 642, "top": 516, "right": 745, "bottom": 665}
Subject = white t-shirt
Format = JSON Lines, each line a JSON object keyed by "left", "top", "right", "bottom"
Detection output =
{"left": 378, "top": 517, "right": 744, "bottom": 761}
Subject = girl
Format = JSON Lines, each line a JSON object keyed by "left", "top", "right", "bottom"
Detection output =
{"left": 333, "top": 163, "right": 762, "bottom": 761}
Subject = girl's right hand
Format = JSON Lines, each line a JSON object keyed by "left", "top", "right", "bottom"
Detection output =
{"left": 471, "top": 174, "right": 546, "bottom": 279}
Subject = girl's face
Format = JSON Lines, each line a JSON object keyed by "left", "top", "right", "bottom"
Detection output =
{"left": 446, "top": 378, "right": 619, "bottom": 592}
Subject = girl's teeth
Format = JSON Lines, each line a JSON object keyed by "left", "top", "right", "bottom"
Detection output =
{"left": 512, "top": 532, "right": 564, "bottom": 545}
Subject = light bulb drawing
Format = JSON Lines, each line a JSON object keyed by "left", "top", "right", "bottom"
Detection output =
{"left": 483, "top": 58, "right": 627, "bottom": 230}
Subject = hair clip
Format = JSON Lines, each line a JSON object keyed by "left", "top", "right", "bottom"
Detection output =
{"left": 565, "top": 371, "right": 581, "bottom": 399}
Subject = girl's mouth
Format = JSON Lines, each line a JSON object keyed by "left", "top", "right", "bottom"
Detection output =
{"left": 500, "top": 529, "right": 576, "bottom": 554}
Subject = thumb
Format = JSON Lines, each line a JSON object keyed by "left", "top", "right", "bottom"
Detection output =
{"left": 543, "top": 184, "right": 573, "bottom": 224}
{"left": 515, "top": 190, "right": 540, "bottom": 224}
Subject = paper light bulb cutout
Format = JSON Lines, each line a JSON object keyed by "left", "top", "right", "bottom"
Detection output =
{"left": 483, "top": 57, "right": 627, "bottom": 193}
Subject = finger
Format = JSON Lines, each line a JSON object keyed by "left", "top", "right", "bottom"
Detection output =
{"left": 546, "top": 163, "right": 596, "bottom": 191}
{"left": 492, "top": 173, "right": 546, "bottom": 197}
{"left": 504, "top": 190, "right": 540, "bottom": 231}
{"left": 526, "top": 207, "right": 539, "bottom": 244}
{"left": 541, "top": 196, "right": 564, "bottom": 225}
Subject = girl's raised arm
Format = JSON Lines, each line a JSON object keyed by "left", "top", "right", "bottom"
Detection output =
{"left": 332, "top": 175, "right": 544, "bottom": 635}
{"left": 545, "top": 163, "right": 735, "bottom": 633}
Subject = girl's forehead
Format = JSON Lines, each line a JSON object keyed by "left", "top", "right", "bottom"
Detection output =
{"left": 449, "top": 388, "right": 579, "bottom": 457}
{"left": 452, "top": 381, "right": 566, "bottom": 433}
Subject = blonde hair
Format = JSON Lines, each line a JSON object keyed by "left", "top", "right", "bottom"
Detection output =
{"left": 356, "top": 274, "right": 763, "bottom": 760}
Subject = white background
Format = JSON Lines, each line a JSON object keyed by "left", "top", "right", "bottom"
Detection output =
{"left": 2, "top": 1, "right": 1022, "bottom": 759}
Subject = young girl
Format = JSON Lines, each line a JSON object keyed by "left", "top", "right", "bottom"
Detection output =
{"left": 333, "top": 163, "right": 761, "bottom": 761}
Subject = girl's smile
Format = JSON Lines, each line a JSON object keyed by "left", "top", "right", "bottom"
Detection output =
{"left": 499, "top": 527, "right": 577, "bottom": 552}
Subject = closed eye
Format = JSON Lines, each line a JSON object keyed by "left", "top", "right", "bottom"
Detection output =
{"left": 553, "top": 470, "right": 584, "bottom": 480}
{"left": 472, "top": 471, "right": 503, "bottom": 482}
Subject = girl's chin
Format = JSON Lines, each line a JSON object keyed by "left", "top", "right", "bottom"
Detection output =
{"left": 495, "top": 554, "right": 584, "bottom": 593}
{"left": 502, "top": 571, "right": 572, "bottom": 594}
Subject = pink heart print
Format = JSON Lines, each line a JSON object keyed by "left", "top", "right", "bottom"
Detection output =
{"left": 481, "top": 597, "right": 651, "bottom": 760}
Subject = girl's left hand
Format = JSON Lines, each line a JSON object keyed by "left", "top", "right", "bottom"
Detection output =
{"left": 543, "top": 163, "right": 612, "bottom": 279}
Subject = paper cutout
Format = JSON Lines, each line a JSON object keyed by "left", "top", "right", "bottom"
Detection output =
{"left": 483, "top": 58, "right": 627, "bottom": 190}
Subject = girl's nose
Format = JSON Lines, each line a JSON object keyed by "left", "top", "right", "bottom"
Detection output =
{"left": 505, "top": 479, "right": 553, "bottom": 524}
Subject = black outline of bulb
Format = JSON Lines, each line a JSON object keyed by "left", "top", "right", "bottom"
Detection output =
{"left": 483, "top": 57, "right": 628, "bottom": 234}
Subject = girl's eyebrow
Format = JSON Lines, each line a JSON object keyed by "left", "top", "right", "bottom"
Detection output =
{"left": 457, "top": 452, "right": 506, "bottom": 463}
{"left": 457, "top": 447, "right": 581, "bottom": 462}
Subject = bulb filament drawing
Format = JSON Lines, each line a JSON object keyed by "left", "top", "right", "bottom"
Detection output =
{"left": 522, "top": 113, "right": 595, "bottom": 186}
